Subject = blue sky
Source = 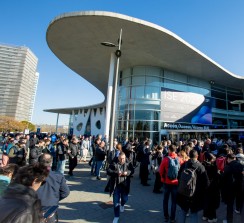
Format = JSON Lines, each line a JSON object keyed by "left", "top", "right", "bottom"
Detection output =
{"left": 1, "top": 0, "right": 244, "bottom": 125}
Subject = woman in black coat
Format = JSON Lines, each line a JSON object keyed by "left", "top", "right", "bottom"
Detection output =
{"left": 202, "top": 152, "right": 220, "bottom": 222}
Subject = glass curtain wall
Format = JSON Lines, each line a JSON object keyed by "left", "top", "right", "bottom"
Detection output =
{"left": 117, "top": 66, "right": 161, "bottom": 143}
{"left": 116, "top": 66, "right": 244, "bottom": 143}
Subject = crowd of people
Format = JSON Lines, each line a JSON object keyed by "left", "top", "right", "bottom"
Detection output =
{"left": 0, "top": 132, "right": 244, "bottom": 223}
{"left": 0, "top": 132, "right": 70, "bottom": 223}
{"left": 105, "top": 136, "right": 244, "bottom": 223}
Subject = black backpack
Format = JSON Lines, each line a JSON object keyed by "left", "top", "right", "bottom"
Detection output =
{"left": 178, "top": 162, "right": 198, "bottom": 197}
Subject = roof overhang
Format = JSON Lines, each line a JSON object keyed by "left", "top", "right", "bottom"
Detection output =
{"left": 45, "top": 11, "right": 244, "bottom": 114}
{"left": 44, "top": 101, "right": 106, "bottom": 115}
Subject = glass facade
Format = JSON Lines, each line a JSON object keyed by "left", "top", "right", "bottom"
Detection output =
{"left": 116, "top": 66, "right": 244, "bottom": 142}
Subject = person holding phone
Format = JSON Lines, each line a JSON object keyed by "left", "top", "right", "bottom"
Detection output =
{"left": 107, "top": 152, "right": 134, "bottom": 223}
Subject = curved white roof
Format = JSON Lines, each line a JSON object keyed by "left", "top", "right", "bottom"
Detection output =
{"left": 45, "top": 11, "right": 244, "bottom": 114}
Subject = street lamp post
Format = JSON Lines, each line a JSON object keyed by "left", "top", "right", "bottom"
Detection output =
{"left": 101, "top": 29, "right": 122, "bottom": 151}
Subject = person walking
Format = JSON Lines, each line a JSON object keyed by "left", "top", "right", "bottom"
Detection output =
{"left": 221, "top": 153, "right": 243, "bottom": 223}
{"left": 177, "top": 149, "right": 210, "bottom": 223}
{"left": 140, "top": 140, "right": 151, "bottom": 186}
{"left": 80, "top": 136, "right": 90, "bottom": 162}
{"left": 202, "top": 152, "right": 220, "bottom": 223}
{"left": 95, "top": 140, "right": 106, "bottom": 180}
{"left": 68, "top": 137, "right": 80, "bottom": 176}
{"left": 107, "top": 152, "right": 134, "bottom": 223}
{"left": 152, "top": 145, "right": 164, "bottom": 193}
{"left": 159, "top": 144, "right": 181, "bottom": 222}
{"left": 56, "top": 138, "right": 69, "bottom": 175}
{"left": 29, "top": 140, "right": 45, "bottom": 165}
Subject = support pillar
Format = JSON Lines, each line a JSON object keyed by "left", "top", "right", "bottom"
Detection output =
{"left": 104, "top": 53, "right": 116, "bottom": 138}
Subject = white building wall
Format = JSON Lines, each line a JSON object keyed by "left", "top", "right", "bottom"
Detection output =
{"left": 73, "top": 109, "right": 91, "bottom": 136}
{"left": 72, "top": 107, "right": 106, "bottom": 137}
{"left": 90, "top": 108, "right": 105, "bottom": 137}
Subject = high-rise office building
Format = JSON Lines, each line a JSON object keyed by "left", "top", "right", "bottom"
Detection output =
{"left": 0, "top": 44, "right": 39, "bottom": 121}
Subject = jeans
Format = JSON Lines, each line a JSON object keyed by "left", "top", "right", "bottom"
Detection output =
{"left": 113, "top": 185, "right": 128, "bottom": 217}
{"left": 57, "top": 159, "right": 66, "bottom": 175}
{"left": 95, "top": 160, "right": 103, "bottom": 177}
{"left": 178, "top": 208, "right": 198, "bottom": 223}
{"left": 163, "top": 184, "right": 178, "bottom": 220}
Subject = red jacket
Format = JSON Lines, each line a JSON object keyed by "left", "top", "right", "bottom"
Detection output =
{"left": 159, "top": 152, "right": 181, "bottom": 185}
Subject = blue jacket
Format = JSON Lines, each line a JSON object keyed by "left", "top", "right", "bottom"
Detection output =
{"left": 37, "top": 171, "right": 70, "bottom": 207}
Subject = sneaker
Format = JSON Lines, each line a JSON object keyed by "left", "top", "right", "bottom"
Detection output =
{"left": 112, "top": 217, "right": 119, "bottom": 223}
{"left": 186, "top": 212, "right": 190, "bottom": 217}
{"left": 223, "top": 220, "right": 227, "bottom": 223}
{"left": 120, "top": 205, "right": 124, "bottom": 212}
{"left": 202, "top": 216, "right": 208, "bottom": 221}
{"left": 208, "top": 219, "right": 217, "bottom": 223}
{"left": 235, "top": 209, "right": 240, "bottom": 214}
{"left": 97, "top": 176, "right": 101, "bottom": 180}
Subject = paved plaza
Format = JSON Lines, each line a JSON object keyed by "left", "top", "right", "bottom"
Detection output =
{"left": 0, "top": 152, "right": 242, "bottom": 222}
{"left": 59, "top": 161, "right": 241, "bottom": 223}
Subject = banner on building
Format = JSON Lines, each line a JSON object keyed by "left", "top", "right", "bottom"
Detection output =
{"left": 161, "top": 88, "right": 212, "bottom": 125}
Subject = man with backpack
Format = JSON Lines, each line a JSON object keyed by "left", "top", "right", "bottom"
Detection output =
{"left": 177, "top": 149, "right": 209, "bottom": 223}
{"left": 159, "top": 144, "right": 181, "bottom": 223}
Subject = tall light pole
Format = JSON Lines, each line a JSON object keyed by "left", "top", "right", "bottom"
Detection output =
{"left": 101, "top": 29, "right": 122, "bottom": 151}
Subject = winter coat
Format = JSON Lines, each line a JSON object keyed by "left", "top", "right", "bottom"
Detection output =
{"left": 29, "top": 137, "right": 39, "bottom": 149}
{"left": 29, "top": 146, "right": 42, "bottom": 164}
{"left": 37, "top": 171, "right": 70, "bottom": 207}
{"left": 68, "top": 143, "right": 79, "bottom": 158}
{"left": 202, "top": 161, "right": 221, "bottom": 209}
{"left": 221, "top": 160, "right": 243, "bottom": 203}
{"left": 177, "top": 159, "right": 210, "bottom": 212}
{"left": 140, "top": 146, "right": 151, "bottom": 166}
{"left": 56, "top": 143, "right": 69, "bottom": 161}
{"left": 0, "top": 183, "right": 43, "bottom": 223}
{"left": 107, "top": 159, "right": 134, "bottom": 196}
{"left": 95, "top": 146, "right": 106, "bottom": 161}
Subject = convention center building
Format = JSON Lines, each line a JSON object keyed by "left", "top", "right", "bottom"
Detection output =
{"left": 44, "top": 11, "right": 244, "bottom": 143}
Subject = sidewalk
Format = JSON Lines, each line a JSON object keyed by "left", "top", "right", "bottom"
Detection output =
{"left": 58, "top": 162, "right": 241, "bottom": 223}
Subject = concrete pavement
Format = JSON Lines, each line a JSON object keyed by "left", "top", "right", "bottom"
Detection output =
{"left": 58, "top": 161, "right": 242, "bottom": 223}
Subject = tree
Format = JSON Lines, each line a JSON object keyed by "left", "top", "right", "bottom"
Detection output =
{"left": 21, "top": 121, "right": 36, "bottom": 132}
{"left": 0, "top": 116, "right": 25, "bottom": 132}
